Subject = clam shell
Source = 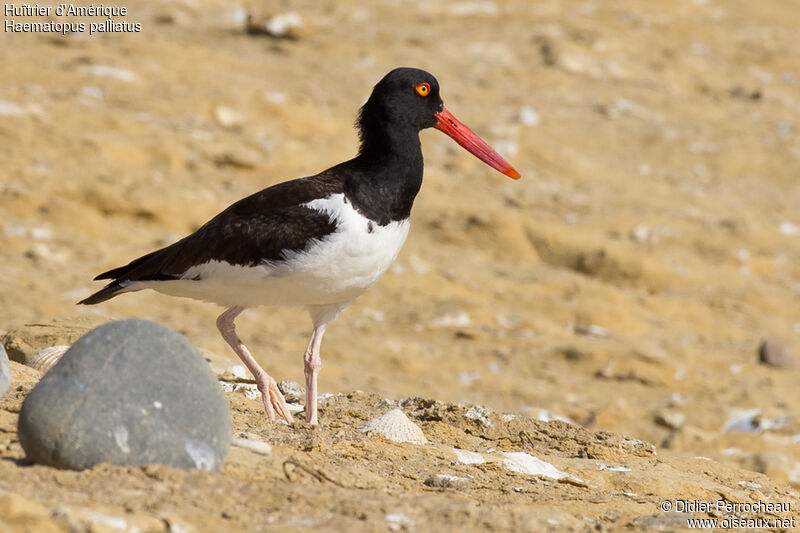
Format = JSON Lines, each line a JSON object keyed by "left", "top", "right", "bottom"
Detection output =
{"left": 28, "top": 345, "right": 70, "bottom": 373}
{"left": 358, "top": 408, "right": 428, "bottom": 445}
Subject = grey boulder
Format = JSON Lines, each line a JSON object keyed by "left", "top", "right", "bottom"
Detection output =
{"left": 18, "top": 319, "right": 231, "bottom": 471}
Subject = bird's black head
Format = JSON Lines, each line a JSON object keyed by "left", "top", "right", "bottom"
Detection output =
{"left": 357, "top": 68, "right": 443, "bottom": 145}
{"left": 356, "top": 67, "right": 521, "bottom": 179}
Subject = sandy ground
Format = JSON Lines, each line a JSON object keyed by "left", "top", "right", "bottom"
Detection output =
{"left": 1, "top": 0, "right": 800, "bottom": 531}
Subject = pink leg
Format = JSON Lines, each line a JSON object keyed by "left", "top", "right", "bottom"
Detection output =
{"left": 303, "top": 324, "right": 327, "bottom": 425}
{"left": 304, "top": 303, "right": 347, "bottom": 425}
{"left": 216, "top": 306, "right": 294, "bottom": 424}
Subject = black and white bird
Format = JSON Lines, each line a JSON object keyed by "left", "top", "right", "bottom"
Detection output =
{"left": 79, "top": 68, "right": 520, "bottom": 425}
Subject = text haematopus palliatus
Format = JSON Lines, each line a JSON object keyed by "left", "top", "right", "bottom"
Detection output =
{"left": 80, "top": 67, "right": 521, "bottom": 425}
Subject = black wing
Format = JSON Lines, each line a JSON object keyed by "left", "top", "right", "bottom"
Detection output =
{"left": 79, "top": 171, "right": 345, "bottom": 304}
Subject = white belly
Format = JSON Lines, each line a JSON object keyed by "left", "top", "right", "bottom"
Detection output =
{"left": 135, "top": 193, "right": 410, "bottom": 308}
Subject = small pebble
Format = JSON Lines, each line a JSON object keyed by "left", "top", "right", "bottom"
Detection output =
{"left": 246, "top": 12, "right": 305, "bottom": 39}
{"left": 219, "top": 381, "right": 260, "bottom": 401}
{"left": 464, "top": 405, "right": 492, "bottom": 426}
{"left": 573, "top": 323, "right": 609, "bottom": 338}
{"left": 430, "top": 312, "right": 471, "bottom": 328}
{"left": 424, "top": 473, "right": 468, "bottom": 489}
{"left": 277, "top": 380, "right": 305, "bottom": 403}
{"left": 213, "top": 106, "right": 246, "bottom": 129}
{"left": 779, "top": 222, "right": 800, "bottom": 236}
{"left": 517, "top": 107, "right": 540, "bottom": 126}
{"left": 654, "top": 410, "right": 685, "bottom": 430}
{"left": 758, "top": 337, "right": 794, "bottom": 368}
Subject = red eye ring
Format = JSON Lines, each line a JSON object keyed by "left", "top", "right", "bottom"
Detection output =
{"left": 415, "top": 82, "right": 431, "bottom": 97}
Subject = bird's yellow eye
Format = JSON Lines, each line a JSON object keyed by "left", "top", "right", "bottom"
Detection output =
{"left": 415, "top": 82, "right": 431, "bottom": 97}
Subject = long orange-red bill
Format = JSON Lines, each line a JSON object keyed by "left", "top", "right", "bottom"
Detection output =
{"left": 434, "top": 106, "right": 521, "bottom": 180}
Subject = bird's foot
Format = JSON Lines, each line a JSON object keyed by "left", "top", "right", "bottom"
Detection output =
{"left": 258, "top": 375, "right": 294, "bottom": 424}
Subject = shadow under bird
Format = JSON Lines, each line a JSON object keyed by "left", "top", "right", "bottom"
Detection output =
{"left": 80, "top": 67, "right": 521, "bottom": 425}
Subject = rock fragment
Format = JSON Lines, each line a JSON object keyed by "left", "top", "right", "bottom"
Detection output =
{"left": 758, "top": 337, "right": 794, "bottom": 368}
{"left": 655, "top": 410, "right": 685, "bottom": 430}
{"left": 213, "top": 105, "right": 246, "bottom": 129}
{"left": 424, "top": 473, "right": 468, "bottom": 489}
{"left": 245, "top": 12, "right": 305, "bottom": 39}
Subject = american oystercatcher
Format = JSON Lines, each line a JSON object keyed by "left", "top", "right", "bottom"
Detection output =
{"left": 79, "top": 67, "right": 520, "bottom": 425}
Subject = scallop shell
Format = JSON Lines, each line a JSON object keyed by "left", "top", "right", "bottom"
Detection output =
{"left": 358, "top": 408, "right": 428, "bottom": 445}
{"left": 27, "top": 345, "right": 70, "bottom": 373}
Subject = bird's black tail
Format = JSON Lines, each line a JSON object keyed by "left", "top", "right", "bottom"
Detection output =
{"left": 78, "top": 246, "right": 177, "bottom": 306}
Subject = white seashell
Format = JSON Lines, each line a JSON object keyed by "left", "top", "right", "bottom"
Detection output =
{"left": 231, "top": 436, "right": 272, "bottom": 456}
{"left": 28, "top": 345, "right": 70, "bottom": 373}
{"left": 453, "top": 448, "right": 485, "bottom": 465}
{"left": 598, "top": 463, "right": 632, "bottom": 472}
{"left": 502, "top": 451, "right": 570, "bottom": 480}
{"left": 358, "top": 409, "right": 428, "bottom": 445}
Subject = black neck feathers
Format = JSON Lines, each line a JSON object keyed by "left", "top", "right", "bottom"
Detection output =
{"left": 341, "top": 102, "right": 424, "bottom": 225}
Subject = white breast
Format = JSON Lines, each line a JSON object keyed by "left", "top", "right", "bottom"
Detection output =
{"left": 279, "top": 192, "right": 410, "bottom": 302}
{"left": 139, "top": 193, "right": 410, "bottom": 308}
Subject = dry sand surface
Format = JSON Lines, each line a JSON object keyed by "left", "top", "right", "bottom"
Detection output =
{"left": 1, "top": 0, "right": 800, "bottom": 531}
